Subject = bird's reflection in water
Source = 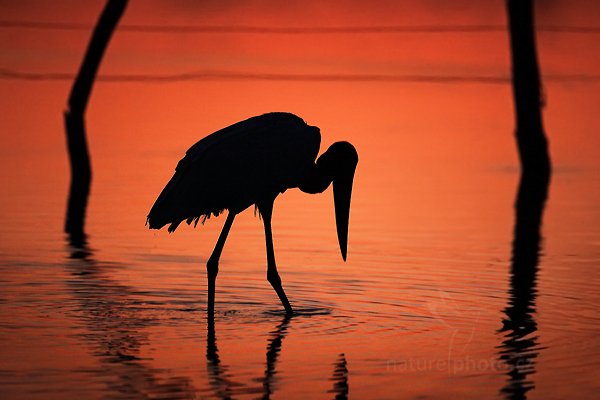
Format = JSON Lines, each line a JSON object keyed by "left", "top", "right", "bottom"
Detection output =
{"left": 206, "top": 315, "right": 291, "bottom": 399}
{"left": 498, "top": 172, "right": 549, "bottom": 400}
{"left": 329, "top": 353, "right": 349, "bottom": 400}
{"left": 205, "top": 317, "right": 240, "bottom": 399}
{"left": 207, "top": 315, "right": 349, "bottom": 399}
{"left": 65, "top": 234, "right": 195, "bottom": 399}
{"left": 260, "top": 315, "right": 292, "bottom": 399}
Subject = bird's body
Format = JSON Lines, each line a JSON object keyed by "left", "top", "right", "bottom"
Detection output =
{"left": 148, "top": 113, "right": 320, "bottom": 232}
{"left": 148, "top": 112, "right": 358, "bottom": 316}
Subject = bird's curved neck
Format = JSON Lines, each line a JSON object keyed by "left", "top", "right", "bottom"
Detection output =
{"left": 298, "top": 163, "right": 331, "bottom": 194}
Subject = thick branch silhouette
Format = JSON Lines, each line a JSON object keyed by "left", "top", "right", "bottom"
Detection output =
{"left": 507, "top": 0, "right": 551, "bottom": 178}
{"left": 499, "top": 2, "right": 552, "bottom": 399}
{"left": 64, "top": 0, "right": 127, "bottom": 241}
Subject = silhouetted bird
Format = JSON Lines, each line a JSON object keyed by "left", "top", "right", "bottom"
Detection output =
{"left": 147, "top": 112, "right": 358, "bottom": 315}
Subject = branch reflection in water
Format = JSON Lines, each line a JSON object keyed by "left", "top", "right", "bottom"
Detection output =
{"left": 65, "top": 235, "right": 195, "bottom": 399}
{"left": 498, "top": 171, "right": 550, "bottom": 400}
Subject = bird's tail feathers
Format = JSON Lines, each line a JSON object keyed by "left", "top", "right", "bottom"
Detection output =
{"left": 147, "top": 173, "right": 187, "bottom": 231}
{"left": 147, "top": 172, "right": 225, "bottom": 232}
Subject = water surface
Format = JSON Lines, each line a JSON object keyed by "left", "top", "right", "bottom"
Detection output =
{"left": 1, "top": 130, "right": 599, "bottom": 398}
{"left": 1, "top": 5, "right": 599, "bottom": 393}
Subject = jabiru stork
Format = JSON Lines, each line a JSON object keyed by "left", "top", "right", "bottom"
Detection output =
{"left": 147, "top": 112, "right": 358, "bottom": 316}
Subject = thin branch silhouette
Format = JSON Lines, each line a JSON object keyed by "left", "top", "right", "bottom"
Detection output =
{"left": 64, "top": 0, "right": 127, "bottom": 240}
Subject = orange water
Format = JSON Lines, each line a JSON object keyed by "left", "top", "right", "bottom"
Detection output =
{"left": 1, "top": 2, "right": 600, "bottom": 399}
{"left": 1, "top": 81, "right": 599, "bottom": 399}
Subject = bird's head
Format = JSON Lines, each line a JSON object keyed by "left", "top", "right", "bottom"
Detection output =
{"left": 301, "top": 141, "right": 358, "bottom": 261}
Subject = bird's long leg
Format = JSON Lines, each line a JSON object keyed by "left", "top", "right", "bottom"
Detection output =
{"left": 259, "top": 200, "right": 294, "bottom": 315}
{"left": 207, "top": 212, "right": 235, "bottom": 318}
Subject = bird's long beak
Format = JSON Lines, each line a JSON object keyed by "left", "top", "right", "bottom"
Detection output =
{"left": 333, "top": 166, "right": 356, "bottom": 261}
